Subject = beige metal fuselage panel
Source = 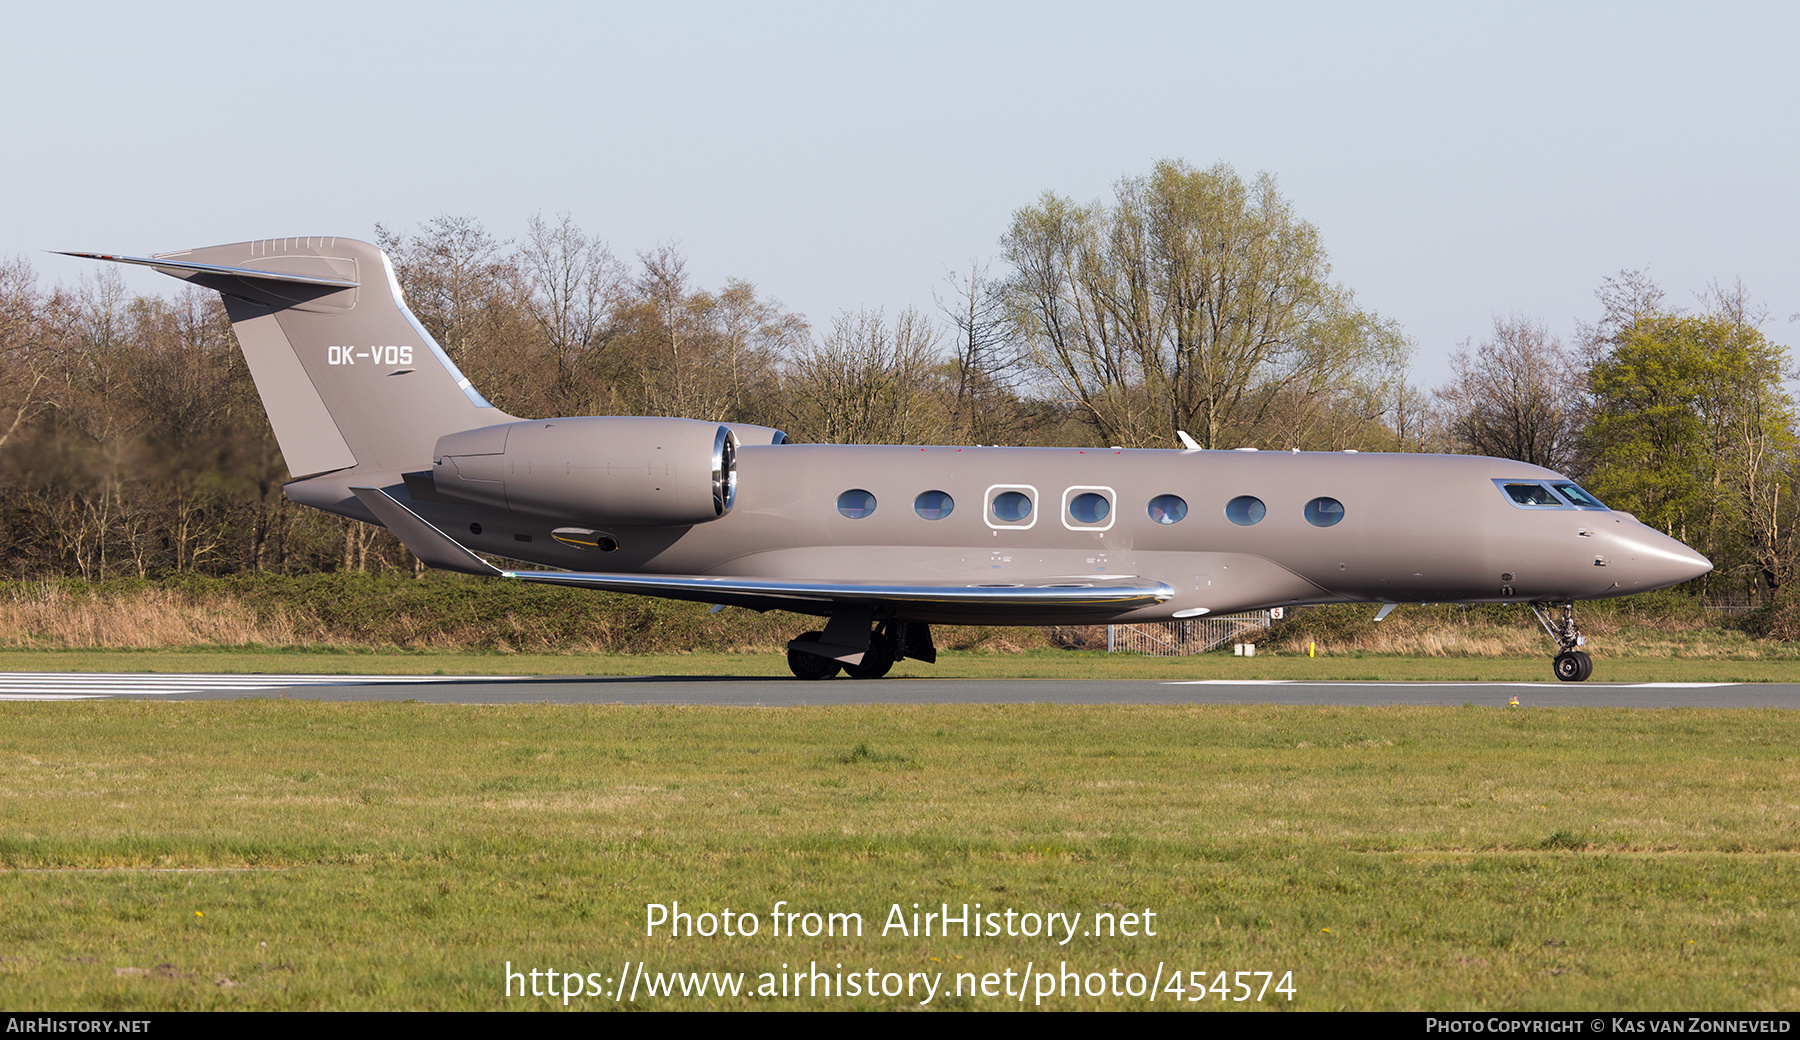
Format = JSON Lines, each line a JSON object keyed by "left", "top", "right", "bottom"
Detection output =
{"left": 387, "top": 443, "right": 1682, "bottom": 624}
{"left": 68, "top": 237, "right": 1709, "bottom": 632}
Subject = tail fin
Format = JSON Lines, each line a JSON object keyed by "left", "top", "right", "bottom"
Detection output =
{"left": 63, "top": 238, "right": 512, "bottom": 479}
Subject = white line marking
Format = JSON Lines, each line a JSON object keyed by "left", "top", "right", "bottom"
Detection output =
{"left": 0, "top": 673, "right": 520, "bottom": 699}
{"left": 1163, "top": 680, "right": 1743, "bottom": 688}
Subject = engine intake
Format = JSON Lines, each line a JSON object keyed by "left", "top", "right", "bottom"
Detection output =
{"left": 431, "top": 416, "right": 736, "bottom": 527}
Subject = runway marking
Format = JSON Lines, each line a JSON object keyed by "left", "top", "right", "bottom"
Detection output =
{"left": 1164, "top": 680, "right": 1741, "bottom": 688}
{"left": 0, "top": 673, "right": 518, "bottom": 701}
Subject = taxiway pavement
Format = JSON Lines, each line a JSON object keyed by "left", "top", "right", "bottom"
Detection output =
{"left": 1, "top": 672, "right": 1796, "bottom": 708}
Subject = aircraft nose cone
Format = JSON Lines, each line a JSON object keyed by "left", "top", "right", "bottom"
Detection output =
{"left": 1615, "top": 524, "right": 1713, "bottom": 590}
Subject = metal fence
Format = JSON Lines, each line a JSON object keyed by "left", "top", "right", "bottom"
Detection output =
{"left": 1106, "top": 611, "right": 1274, "bottom": 656}
{"left": 1703, "top": 593, "right": 1758, "bottom": 614}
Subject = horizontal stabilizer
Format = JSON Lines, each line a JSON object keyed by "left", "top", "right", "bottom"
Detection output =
{"left": 57, "top": 249, "right": 360, "bottom": 312}
{"left": 353, "top": 486, "right": 1175, "bottom": 612}
{"left": 55, "top": 251, "right": 359, "bottom": 288}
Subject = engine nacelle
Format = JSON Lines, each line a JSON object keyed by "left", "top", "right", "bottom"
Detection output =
{"left": 431, "top": 416, "right": 736, "bottom": 526}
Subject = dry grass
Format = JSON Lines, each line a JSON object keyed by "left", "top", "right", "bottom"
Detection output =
{"left": 0, "top": 583, "right": 302, "bottom": 649}
{"left": 1265, "top": 600, "right": 1790, "bottom": 660}
{"left": 1271, "top": 624, "right": 1545, "bottom": 658}
{"left": 0, "top": 578, "right": 1062, "bottom": 656}
{"left": 0, "top": 577, "right": 1790, "bottom": 662}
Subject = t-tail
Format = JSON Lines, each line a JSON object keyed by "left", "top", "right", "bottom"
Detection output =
{"left": 61, "top": 239, "right": 513, "bottom": 504}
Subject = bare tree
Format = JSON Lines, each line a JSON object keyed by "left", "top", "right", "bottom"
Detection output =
{"left": 0, "top": 257, "right": 66, "bottom": 452}
{"left": 1434, "top": 314, "right": 1585, "bottom": 471}
{"left": 785, "top": 309, "right": 945, "bottom": 444}
{"left": 518, "top": 212, "right": 625, "bottom": 410}
{"left": 937, "top": 260, "right": 1025, "bottom": 443}
{"left": 709, "top": 277, "right": 807, "bottom": 425}
{"left": 1575, "top": 268, "right": 1668, "bottom": 368}
{"left": 376, "top": 215, "right": 514, "bottom": 367}
{"left": 634, "top": 245, "right": 715, "bottom": 419}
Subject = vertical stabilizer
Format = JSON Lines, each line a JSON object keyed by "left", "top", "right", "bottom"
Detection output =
{"left": 65, "top": 238, "right": 514, "bottom": 479}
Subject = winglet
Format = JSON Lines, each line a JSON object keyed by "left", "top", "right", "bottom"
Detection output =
{"left": 350, "top": 487, "right": 501, "bottom": 577}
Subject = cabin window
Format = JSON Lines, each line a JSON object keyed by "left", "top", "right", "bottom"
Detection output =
{"left": 1148, "top": 494, "right": 1187, "bottom": 525}
{"left": 836, "top": 489, "right": 877, "bottom": 518}
{"left": 914, "top": 490, "right": 954, "bottom": 520}
{"left": 1495, "top": 480, "right": 1572, "bottom": 509}
{"left": 1068, "top": 492, "right": 1110, "bottom": 525}
{"left": 1304, "top": 497, "right": 1345, "bottom": 527}
{"left": 1225, "top": 495, "right": 1266, "bottom": 526}
{"left": 1551, "top": 482, "right": 1608, "bottom": 509}
{"left": 991, "top": 491, "right": 1033, "bottom": 522}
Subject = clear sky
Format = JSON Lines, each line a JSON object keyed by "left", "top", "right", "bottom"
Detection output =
{"left": 5, "top": 1, "right": 1795, "bottom": 389}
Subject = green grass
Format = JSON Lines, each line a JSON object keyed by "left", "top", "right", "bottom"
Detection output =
{"left": 1, "top": 701, "right": 1797, "bottom": 1010}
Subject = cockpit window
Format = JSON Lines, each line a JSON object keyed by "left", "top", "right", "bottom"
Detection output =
{"left": 1494, "top": 479, "right": 1602, "bottom": 510}
{"left": 1504, "top": 482, "right": 1563, "bottom": 506}
{"left": 1551, "top": 482, "right": 1608, "bottom": 509}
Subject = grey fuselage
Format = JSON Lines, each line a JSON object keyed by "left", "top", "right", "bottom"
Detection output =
{"left": 294, "top": 443, "right": 1710, "bottom": 626}
{"left": 68, "top": 235, "right": 1709, "bottom": 628}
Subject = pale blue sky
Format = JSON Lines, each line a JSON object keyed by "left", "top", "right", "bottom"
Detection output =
{"left": 5, "top": 1, "right": 1795, "bottom": 388}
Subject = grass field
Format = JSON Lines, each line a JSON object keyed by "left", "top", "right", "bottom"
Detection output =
{"left": 1, "top": 698, "right": 1796, "bottom": 1010}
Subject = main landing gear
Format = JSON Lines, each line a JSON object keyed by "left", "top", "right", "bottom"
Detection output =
{"left": 1529, "top": 601, "right": 1592, "bottom": 682}
{"left": 786, "top": 615, "right": 937, "bottom": 680}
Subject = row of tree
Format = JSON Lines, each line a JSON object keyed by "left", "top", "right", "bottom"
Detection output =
{"left": 0, "top": 160, "right": 1790, "bottom": 602}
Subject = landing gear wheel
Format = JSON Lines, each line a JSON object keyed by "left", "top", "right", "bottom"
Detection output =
{"left": 1553, "top": 650, "right": 1592, "bottom": 682}
{"left": 1533, "top": 601, "right": 1594, "bottom": 682}
{"left": 842, "top": 643, "right": 894, "bottom": 680}
{"left": 787, "top": 632, "right": 841, "bottom": 680}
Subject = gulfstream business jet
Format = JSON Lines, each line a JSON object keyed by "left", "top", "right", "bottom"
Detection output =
{"left": 66, "top": 239, "right": 1712, "bottom": 681}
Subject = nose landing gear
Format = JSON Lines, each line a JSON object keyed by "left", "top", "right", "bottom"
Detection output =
{"left": 1530, "top": 601, "right": 1592, "bottom": 682}
{"left": 1552, "top": 649, "right": 1593, "bottom": 682}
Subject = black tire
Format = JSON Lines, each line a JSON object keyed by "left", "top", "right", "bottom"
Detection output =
{"left": 842, "top": 644, "right": 894, "bottom": 680}
{"left": 1574, "top": 650, "right": 1593, "bottom": 682}
{"left": 787, "top": 632, "right": 841, "bottom": 680}
{"left": 1553, "top": 651, "right": 1588, "bottom": 682}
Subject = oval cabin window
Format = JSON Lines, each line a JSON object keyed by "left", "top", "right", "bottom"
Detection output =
{"left": 1147, "top": 495, "right": 1187, "bottom": 525}
{"left": 836, "top": 489, "right": 876, "bottom": 519}
{"left": 914, "top": 490, "right": 954, "bottom": 520}
{"left": 1068, "top": 492, "right": 1110, "bottom": 525}
{"left": 1305, "top": 497, "right": 1345, "bottom": 527}
{"left": 1225, "top": 496, "right": 1266, "bottom": 526}
{"left": 991, "top": 491, "right": 1032, "bottom": 523}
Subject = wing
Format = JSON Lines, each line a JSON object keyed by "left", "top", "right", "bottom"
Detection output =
{"left": 351, "top": 487, "right": 1174, "bottom": 614}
